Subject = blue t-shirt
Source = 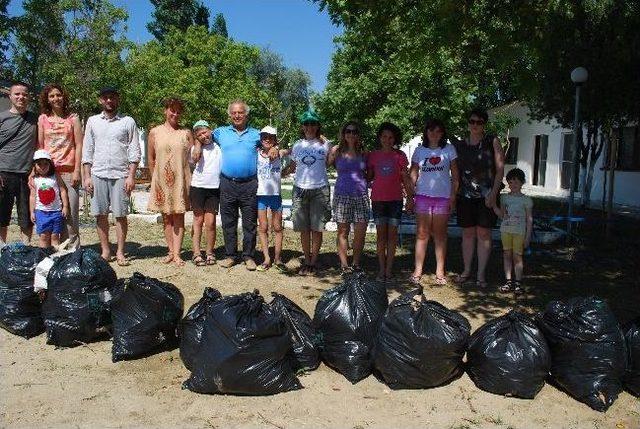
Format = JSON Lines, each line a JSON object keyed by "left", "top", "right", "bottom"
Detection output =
{"left": 213, "top": 125, "right": 260, "bottom": 178}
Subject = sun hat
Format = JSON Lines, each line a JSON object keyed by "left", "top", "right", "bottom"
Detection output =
{"left": 299, "top": 110, "right": 321, "bottom": 124}
{"left": 193, "top": 120, "right": 211, "bottom": 130}
{"left": 260, "top": 125, "right": 277, "bottom": 136}
{"left": 33, "top": 149, "right": 52, "bottom": 161}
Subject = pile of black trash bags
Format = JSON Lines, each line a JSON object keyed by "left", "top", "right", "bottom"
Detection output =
{"left": 2, "top": 244, "right": 639, "bottom": 407}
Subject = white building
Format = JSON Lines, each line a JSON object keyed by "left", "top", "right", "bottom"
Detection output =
{"left": 490, "top": 102, "right": 640, "bottom": 208}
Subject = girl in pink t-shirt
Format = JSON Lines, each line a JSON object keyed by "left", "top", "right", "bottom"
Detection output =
{"left": 366, "top": 122, "right": 414, "bottom": 281}
{"left": 409, "top": 119, "right": 459, "bottom": 286}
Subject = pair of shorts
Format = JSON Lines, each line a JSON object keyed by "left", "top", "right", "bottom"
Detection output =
{"left": 0, "top": 172, "right": 32, "bottom": 229}
{"left": 257, "top": 195, "right": 282, "bottom": 211}
{"left": 371, "top": 200, "right": 403, "bottom": 226}
{"left": 34, "top": 209, "right": 64, "bottom": 234}
{"left": 415, "top": 195, "right": 450, "bottom": 215}
{"left": 90, "top": 175, "right": 129, "bottom": 218}
{"left": 291, "top": 185, "right": 331, "bottom": 232}
{"left": 456, "top": 197, "right": 498, "bottom": 228}
{"left": 332, "top": 194, "right": 370, "bottom": 224}
{"left": 190, "top": 186, "right": 220, "bottom": 213}
{"left": 501, "top": 232, "right": 525, "bottom": 255}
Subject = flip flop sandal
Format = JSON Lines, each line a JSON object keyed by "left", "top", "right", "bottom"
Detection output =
{"left": 273, "top": 263, "right": 287, "bottom": 273}
{"left": 513, "top": 281, "right": 524, "bottom": 295}
{"left": 257, "top": 263, "right": 271, "bottom": 272}
{"left": 409, "top": 275, "right": 422, "bottom": 285}
{"left": 434, "top": 276, "right": 448, "bottom": 285}
{"left": 205, "top": 253, "right": 216, "bottom": 265}
{"left": 454, "top": 273, "right": 473, "bottom": 284}
{"left": 499, "top": 280, "right": 513, "bottom": 293}
{"left": 192, "top": 254, "right": 206, "bottom": 267}
{"left": 116, "top": 258, "right": 130, "bottom": 267}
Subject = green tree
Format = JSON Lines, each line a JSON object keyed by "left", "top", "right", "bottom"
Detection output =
{"left": 0, "top": 0, "right": 11, "bottom": 77}
{"left": 147, "top": 0, "right": 210, "bottom": 41}
{"left": 211, "top": 13, "right": 228, "bottom": 38}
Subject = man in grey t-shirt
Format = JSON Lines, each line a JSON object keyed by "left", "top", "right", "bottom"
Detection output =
{"left": 0, "top": 82, "right": 38, "bottom": 243}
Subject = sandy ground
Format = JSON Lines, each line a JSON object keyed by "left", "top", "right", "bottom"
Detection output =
{"left": 1, "top": 220, "right": 639, "bottom": 429}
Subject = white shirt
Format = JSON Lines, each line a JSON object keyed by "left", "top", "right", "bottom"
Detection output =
{"left": 291, "top": 138, "right": 331, "bottom": 190}
{"left": 81, "top": 112, "right": 141, "bottom": 179}
{"left": 257, "top": 152, "right": 281, "bottom": 196}
{"left": 412, "top": 143, "right": 458, "bottom": 198}
{"left": 190, "top": 142, "right": 221, "bottom": 189}
{"left": 34, "top": 176, "right": 62, "bottom": 211}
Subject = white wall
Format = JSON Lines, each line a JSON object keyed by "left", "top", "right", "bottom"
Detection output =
{"left": 490, "top": 102, "right": 640, "bottom": 207}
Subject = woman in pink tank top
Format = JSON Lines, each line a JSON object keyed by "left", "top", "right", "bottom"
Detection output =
{"left": 38, "top": 84, "right": 83, "bottom": 249}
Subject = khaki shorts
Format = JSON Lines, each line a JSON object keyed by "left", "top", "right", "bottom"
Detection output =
{"left": 501, "top": 232, "right": 525, "bottom": 255}
{"left": 91, "top": 175, "right": 130, "bottom": 218}
{"left": 291, "top": 185, "right": 331, "bottom": 232}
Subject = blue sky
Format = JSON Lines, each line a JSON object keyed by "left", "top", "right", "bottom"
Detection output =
{"left": 8, "top": 0, "right": 342, "bottom": 92}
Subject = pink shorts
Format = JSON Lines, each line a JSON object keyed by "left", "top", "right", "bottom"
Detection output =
{"left": 414, "top": 195, "right": 450, "bottom": 215}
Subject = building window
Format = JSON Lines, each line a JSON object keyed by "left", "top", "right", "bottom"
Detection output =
{"left": 505, "top": 137, "right": 519, "bottom": 164}
{"left": 615, "top": 126, "right": 640, "bottom": 171}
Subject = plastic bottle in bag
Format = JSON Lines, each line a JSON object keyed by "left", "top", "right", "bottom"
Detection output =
{"left": 537, "top": 296, "right": 627, "bottom": 411}
{"left": 183, "top": 290, "right": 302, "bottom": 395}
{"left": 467, "top": 310, "right": 551, "bottom": 398}
{"left": 111, "top": 272, "right": 184, "bottom": 362}
{"left": 0, "top": 244, "right": 48, "bottom": 338}
{"left": 373, "top": 287, "right": 470, "bottom": 389}
{"left": 313, "top": 273, "right": 388, "bottom": 383}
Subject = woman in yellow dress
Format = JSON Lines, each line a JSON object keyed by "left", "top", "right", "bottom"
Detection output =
{"left": 147, "top": 98, "right": 196, "bottom": 266}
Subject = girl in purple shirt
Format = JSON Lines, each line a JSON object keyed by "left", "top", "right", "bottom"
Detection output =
{"left": 327, "top": 121, "right": 369, "bottom": 274}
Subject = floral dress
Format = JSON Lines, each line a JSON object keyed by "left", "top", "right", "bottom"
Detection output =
{"left": 147, "top": 126, "right": 191, "bottom": 214}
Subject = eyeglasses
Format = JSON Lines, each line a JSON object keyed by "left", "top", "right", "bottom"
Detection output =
{"left": 344, "top": 128, "right": 359, "bottom": 135}
{"left": 302, "top": 121, "right": 319, "bottom": 126}
{"left": 468, "top": 119, "right": 485, "bottom": 126}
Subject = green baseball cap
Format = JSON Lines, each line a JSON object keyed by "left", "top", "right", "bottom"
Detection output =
{"left": 299, "top": 110, "right": 321, "bottom": 124}
{"left": 192, "top": 120, "right": 210, "bottom": 130}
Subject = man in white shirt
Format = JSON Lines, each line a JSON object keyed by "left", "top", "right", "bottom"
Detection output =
{"left": 82, "top": 87, "right": 140, "bottom": 266}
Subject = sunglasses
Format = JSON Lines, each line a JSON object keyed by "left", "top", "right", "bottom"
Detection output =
{"left": 344, "top": 128, "right": 359, "bottom": 135}
{"left": 468, "top": 119, "right": 485, "bottom": 125}
{"left": 302, "top": 121, "right": 319, "bottom": 126}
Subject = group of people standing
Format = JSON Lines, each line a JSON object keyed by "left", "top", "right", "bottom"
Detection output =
{"left": 1, "top": 81, "right": 533, "bottom": 292}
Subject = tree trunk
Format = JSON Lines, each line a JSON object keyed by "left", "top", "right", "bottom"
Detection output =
{"left": 580, "top": 121, "right": 604, "bottom": 208}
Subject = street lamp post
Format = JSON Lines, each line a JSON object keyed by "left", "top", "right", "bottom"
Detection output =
{"left": 567, "top": 67, "right": 588, "bottom": 237}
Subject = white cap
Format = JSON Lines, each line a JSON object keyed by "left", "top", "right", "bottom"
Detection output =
{"left": 260, "top": 125, "right": 277, "bottom": 136}
{"left": 33, "top": 149, "right": 52, "bottom": 161}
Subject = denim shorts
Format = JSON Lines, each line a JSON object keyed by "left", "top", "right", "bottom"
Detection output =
{"left": 371, "top": 200, "right": 403, "bottom": 226}
{"left": 257, "top": 195, "right": 282, "bottom": 211}
{"left": 35, "top": 209, "right": 64, "bottom": 234}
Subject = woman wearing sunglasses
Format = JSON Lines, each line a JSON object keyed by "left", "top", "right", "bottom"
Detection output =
{"left": 453, "top": 108, "right": 505, "bottom": 288}
{"left": 328, "top": 121, "right": 370, "bottom": 274}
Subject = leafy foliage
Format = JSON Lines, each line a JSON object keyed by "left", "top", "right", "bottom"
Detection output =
{"left": 211, "top": 13, "right": 228, "bottom": 38}
{"left": 147, "top": 0, "right": 210, "bottom": 41}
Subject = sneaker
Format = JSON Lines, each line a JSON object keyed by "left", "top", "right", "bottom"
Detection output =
{"left": 244, "top": 258, "right": 257, "bottom": 271}
{"left": 219, "top": 257, "right": 237, "bottom": 268}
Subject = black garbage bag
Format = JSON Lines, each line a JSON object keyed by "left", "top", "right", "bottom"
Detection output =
{"left": 42, "top": 248, "right": 116, "bottom": 347}
{"left": 111, "top": 272, "right": 184, "bottom": 362}
{"left": 624, "top": 318, "right": 640, "bottom": 396}
{"left": 178, "top": 287, "right": 222, "bottom": 371}
{"left": 183, "top": 290, "right": 302, "bottom": 395}
{"left": 537, "top": 296, "right": 627, "bottom": 411}
{"left": 0, "top": 244, "right": 49, "bottom": 338}
{"left": 467, "top": 310, "right": 551, "bottom": 398}
{"left": 372, "top": 288, "right": 470, "bottom": 389}
{"left": 313, "top": 273, "right": 388, "bottom": 383}
{"left": 269, "top": 292, "right": 319, "bottom": 371}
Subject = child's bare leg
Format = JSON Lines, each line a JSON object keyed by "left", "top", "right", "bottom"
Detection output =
{"left": 192, "top": 209, "right": 204, "bottom": 256}
{"left": 385, "top": 225, "right": 398, "bottom": 278}
{"left": 51, "top": 233, "right": 61, "bottom": 247}
{"left": 375, "top": 224, "right": 388, "bottom": 277}
{"left": 258, "top": 209, "right": 270, "bottom": 265}
{"left": 513, "top": 252, "right": 524, "bottom": 281}
{"left": 273, "top": 210, "right": 283, "bottom": 264}
{"left": 39, "top": 232, "right": 52, "bottom": 249}
{"left": 503, "top": 250, "right": 513, "bottom": 281}
{"left": 204, "top": 211, "right": 216, "bottom": 255}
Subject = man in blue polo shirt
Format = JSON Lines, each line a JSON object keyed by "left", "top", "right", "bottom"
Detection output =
{"left": 213, "top": 99, "right": 261, "bottom": 270}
